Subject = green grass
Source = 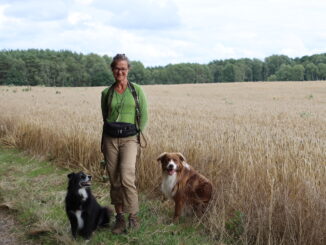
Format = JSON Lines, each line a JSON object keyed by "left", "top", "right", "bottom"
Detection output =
{"left": 0, "top": 148, "right": 214, "bottom": 245}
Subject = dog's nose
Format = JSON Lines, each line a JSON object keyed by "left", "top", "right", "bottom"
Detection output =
{"left": 88, "top": 175, "right": 92, "bottom": 180}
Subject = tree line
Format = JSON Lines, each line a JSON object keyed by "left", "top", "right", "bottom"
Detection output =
{"left": 0, "top": 49, "right": 325, "bottom": 86}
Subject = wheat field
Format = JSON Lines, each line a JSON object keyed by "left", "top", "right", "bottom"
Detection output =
{"left": 0, "top": 82, "right": 325, "bottom": 244}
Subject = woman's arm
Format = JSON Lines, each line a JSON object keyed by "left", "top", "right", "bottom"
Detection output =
{"left": 137, "top": 86, "right": 148, "bottom": 132}
{"left": 101, "top": 87, "right": 109, "bottom": 122}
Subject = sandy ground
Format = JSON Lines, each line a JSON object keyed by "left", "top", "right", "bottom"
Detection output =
{"left": 0, "top": 210, "right": 19, "bottom": 245}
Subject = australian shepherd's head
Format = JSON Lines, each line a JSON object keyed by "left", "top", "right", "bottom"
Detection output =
{"left": 157, "top": 152, "right": 190, "bottom": 176}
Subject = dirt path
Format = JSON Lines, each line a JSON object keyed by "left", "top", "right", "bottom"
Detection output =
{"left": 0, "top": 210, "right": 19, "bottom": 245}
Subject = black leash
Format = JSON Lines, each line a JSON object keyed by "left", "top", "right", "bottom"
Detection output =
{"left": 127, "top": 82, "right": 147, "bottom": 148}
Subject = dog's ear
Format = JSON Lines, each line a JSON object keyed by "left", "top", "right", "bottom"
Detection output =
{"left": 157, "top": 152, "right": 167, "bottom": 163}
{"left": 176, "top": 152, "right": 186, "bottom": 162}
{"left": 67, "top": 172, "right": 75, "bottom": 179}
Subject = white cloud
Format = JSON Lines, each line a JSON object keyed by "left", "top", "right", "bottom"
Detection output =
{"left": 0, "top": 0, "right": 325, "bottom": 66}
{"left": 73, "top": 0, "right": 94, "bottom": 5}
{"left": 3, "top": 0, "right": 68, "bottom": 21}
{"left": 90, "top": 0, "right": 180, "bottom": 30}
{"left": 67, "top": 12, "right": 92, "bottom": 25}
{"left": 0, "top": 4, "right": 8, "bottom": 27}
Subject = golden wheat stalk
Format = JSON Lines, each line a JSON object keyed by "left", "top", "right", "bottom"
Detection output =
{"left": 0, "top": 82, "right": 325, "bottom": 244}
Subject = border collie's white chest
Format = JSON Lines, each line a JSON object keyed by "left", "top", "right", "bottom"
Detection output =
{"left": 78, "top": 188, "right": 88, "bottom": 201}
{"left": 161, "top": 173, "right": 177, "bottom": 199}
{"left": 73, "top": 188, "right": 88, "bottom": 230}
{"left": 74, "top": 210, "right": 84, "bottom": 229}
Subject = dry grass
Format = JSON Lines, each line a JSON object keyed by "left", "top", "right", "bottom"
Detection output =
{"left": 0, "top": 82, "right": 325, "bottom": 244}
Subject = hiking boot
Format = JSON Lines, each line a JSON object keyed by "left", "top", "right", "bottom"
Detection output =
{"left": 112, "top": 213, "right": 126, "bottom": 234}
{"left": 128, "top": 213, "right": 140, "bottom": 230}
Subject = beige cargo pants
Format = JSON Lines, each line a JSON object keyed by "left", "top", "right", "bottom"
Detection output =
{"left": 102, "top": 134, "right": 139, "bottom": 214}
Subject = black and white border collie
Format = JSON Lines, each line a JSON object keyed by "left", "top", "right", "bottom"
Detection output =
{"left": 65, "top": 171, "right": 112, "bottom": 240}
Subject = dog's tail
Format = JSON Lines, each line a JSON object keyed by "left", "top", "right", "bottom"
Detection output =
{"left": 99, "top": 206, "right": 113, "bottom": 227}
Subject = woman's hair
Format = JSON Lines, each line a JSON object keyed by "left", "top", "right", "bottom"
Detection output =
{"left": 110, "top": 53, "right": 131, "bottom": 70}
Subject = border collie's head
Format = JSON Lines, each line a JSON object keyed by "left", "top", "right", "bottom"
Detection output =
{"left": 67, "top": 171, "right": 92, "bottom": 189}
{"left": 157, "top": 152, "right": 187, "bottom": 176}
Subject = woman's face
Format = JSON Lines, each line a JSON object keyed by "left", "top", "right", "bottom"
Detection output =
{"left": 112, "top": 60, "right": 129, "bottom": 83}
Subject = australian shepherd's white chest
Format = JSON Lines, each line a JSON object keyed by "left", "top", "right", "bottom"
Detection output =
{"left": 157, "top": 152, "right": 213, "bottom": 222}
{"left": 161, "top": 170, "right": 178, "bottom": 199}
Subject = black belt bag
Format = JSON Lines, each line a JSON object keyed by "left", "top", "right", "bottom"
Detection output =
{"left": 103, "top": 122, "right": 138, "bottom": 138}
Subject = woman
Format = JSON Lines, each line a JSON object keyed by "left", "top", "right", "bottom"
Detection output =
{"left": 101, "top": 54, "right": 148, "bottom": 234}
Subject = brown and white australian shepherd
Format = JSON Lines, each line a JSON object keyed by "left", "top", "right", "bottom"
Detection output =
{"left": 157, "top": 152, "right": 213, "bottom": 222}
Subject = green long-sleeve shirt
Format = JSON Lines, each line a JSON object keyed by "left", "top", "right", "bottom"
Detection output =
{"left": 101, "top": 83, "right": 148, "bottom": 132}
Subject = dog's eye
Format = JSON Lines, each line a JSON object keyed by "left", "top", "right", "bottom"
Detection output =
{"left": 81, "top": 175, "right": 86, "bottom": 179}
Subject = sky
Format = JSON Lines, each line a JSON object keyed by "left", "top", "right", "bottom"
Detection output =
{"left": 0, "top": 0, "right": 325, "bottom": 67}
